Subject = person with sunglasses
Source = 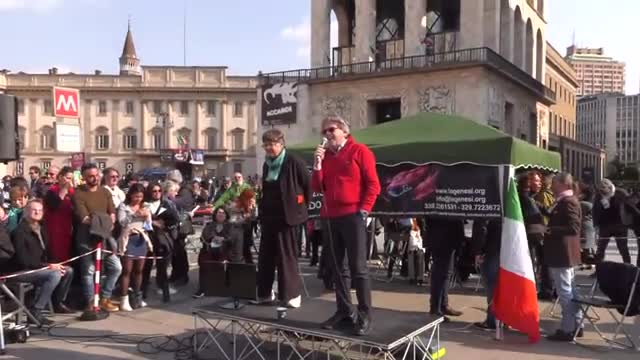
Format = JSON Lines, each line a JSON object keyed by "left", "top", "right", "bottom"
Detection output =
{"left": 312, "top": 115, "right": 381, "bottom": 336}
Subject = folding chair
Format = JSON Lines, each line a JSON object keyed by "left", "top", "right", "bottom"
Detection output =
{"left": 374, "top": 231, "right": 408, "bottom": 282}
{"left": 572, "top": 262, "right": 640, "bottom": 350}
{"left": 548, "top": 276, "right": 601, "bottom": 322}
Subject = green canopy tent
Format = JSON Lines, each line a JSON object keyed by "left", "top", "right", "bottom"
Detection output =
{"left": 288, "top": 112, "right": 561, "bottom": 171}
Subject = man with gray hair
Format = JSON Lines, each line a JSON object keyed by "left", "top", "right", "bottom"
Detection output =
{"left": 312, "top": 115, "right": 381, "bottom": 336}
{"left": 545, "top": 172, "right": 583, "bottom": 341}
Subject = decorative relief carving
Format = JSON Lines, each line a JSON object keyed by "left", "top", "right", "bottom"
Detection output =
{"left": 487, "top": 86, "right": 504, "bottom": 127}
{"left": 417, "top": 86, "right": 454, "bottom": 114}
{"left": 321, "top": 95, "right": 351, "bottom": 122}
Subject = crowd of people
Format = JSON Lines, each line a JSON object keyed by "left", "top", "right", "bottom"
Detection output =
{"left": 0, "top": 161, "right": 264, "bottom": 326}
{"left": 0, "top": 115, "right": 637, "bottom": 343}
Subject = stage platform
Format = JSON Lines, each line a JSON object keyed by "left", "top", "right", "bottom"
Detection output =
{"left": 192, "top": 298, "right": 444, "bottom": 360}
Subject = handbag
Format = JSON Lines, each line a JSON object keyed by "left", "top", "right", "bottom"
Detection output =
{"left": 178, "top": 211, "right": 195, "bottom": 237}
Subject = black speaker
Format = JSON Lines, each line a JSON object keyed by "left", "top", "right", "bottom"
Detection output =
{"left": 0, "top": 94, "right": 19, "bottom": 161}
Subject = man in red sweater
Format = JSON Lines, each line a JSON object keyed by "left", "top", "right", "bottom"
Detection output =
{"left": 312, "top": 116, "right": 381, "bottom": 336}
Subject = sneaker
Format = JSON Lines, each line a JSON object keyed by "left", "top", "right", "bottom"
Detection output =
{"left": 547, "top": 329, "right": 574, "bottom": 342}
{"left": 286, "top": 295, "right": 301, "bottom": 309}
{"left": 192, "top": 291, "right": 205, "bottom": 299}
{"left": 99, "top": 298, "right": 120, "bottom": 312}
{"left": 250, "top": 291, "right": 275, "bottom": 305}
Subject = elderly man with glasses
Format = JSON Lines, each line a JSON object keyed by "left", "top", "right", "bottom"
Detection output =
{"left": 312, "top": 116, "right": 381, "bottom": 336}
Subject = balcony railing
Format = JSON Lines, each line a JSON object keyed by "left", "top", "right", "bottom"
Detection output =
{"left": 259, "top": 47, "right": 555, "bottom": 103}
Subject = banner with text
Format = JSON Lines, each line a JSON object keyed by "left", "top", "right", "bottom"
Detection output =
{"left": 308, "top": 163, "right": 502, "bottom": 219}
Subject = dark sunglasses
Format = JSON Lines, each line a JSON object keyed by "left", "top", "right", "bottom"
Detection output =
{"left": 322, "top": 127, "right": 337, "bottom": 134}
{"left": 151, "top": 189, "right": 162, "bottom": 193}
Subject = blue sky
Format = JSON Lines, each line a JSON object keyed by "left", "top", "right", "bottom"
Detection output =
{"left": 0, "top": 0, "right": 636, "bottom": 93}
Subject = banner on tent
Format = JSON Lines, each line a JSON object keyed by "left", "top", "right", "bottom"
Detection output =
{"left": 308, "top": 163, "right": 502, "bottom": 219}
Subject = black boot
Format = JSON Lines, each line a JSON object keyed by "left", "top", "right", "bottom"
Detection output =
{"left": 130, "top": 290, "right": 142, "bottom": 309}
{"left": 162, "top": 284, "right": 171, "bottom": 303}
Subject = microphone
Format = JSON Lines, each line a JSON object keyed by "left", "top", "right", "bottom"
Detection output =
{"left": 316, "top": 137, "right": 328, "bottom": 170}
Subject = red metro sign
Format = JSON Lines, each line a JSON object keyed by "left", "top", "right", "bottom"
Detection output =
{"left": 52, "top": 86, "right": 80, "bottom": 118}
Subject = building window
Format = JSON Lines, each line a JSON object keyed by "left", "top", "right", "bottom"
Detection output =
{"left": 231, "top": 128, "right": 245, "bottom": 151}
{"left": 207, "top": 101, "right": 216, "bottom": 116}
{"left": 153, "top": 100, "right": 162, "bottom": 115}
{"left": 151, "top": 127, "right": 164, "bottom": 150}
{"left": 233, "top": 102, "right": 243, "bottom": 117}
{"left": 233, "top": 162, "right": 243, "bottom": 174}
{"left": 126, "top": 101, "right": 134, "bottom": 115}
{"left": 98, "top": 101, "right": 107, "bottom": 115}
{"left": 41, "top": 161, "right": 52, "bottom": 170}
{"left": 122, "top": 128, "right": 137, "bottom": 150}
{"left": 17, "top": 99, "right": 25, "bottom": 115}
{"left": 43, "top": 100, "right": 53, "bottom": 115}
{"left": 204, "top": 128, "right": 218, "bottom": 151}
{"left": 96, "top": 161, "right": 107, "bottom": 170}
{"left": 40, "top": 126, "right": 55, "bottom": 150}
{"left": 95, "top": 126, "right": 110, "bottom": 150}
{"left": 18, "top": 127, "right": 26, "bottom": 150}
{"left": 180, "top": 101, "right": 189, "bottom": 115}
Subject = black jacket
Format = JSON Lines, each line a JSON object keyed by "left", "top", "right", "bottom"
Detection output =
{"left": 260, "top": 151, "right": 311, "bottom": 226}
{"left": 9, "top": 221, "right": 48, "bottom": 272}
{"left": 471, "top": 219, "right": 501, "bottom": 258}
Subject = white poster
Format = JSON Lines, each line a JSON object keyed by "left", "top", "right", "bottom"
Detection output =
{"left": 56, "top": 123, "right": 81, "bottom": 152}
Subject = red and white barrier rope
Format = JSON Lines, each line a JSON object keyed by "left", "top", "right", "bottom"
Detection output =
{"left": 101, "top": 249, "right": 166, "bottom": 260}
{"left": 0, "top": 248, "right": 98, "bottom": 281}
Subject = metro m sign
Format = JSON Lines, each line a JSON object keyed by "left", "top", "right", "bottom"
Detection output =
{"left": 52, "top": 87, "right": 80, "bottom": 118}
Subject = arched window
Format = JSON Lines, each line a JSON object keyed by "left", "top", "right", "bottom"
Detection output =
{"left": 121, "top": 127, "right": 137, "bottom": 150}
{"left": 94, "top": 126, "right": 110, "bottom": 150}
{"left": 513, "top": 6, "right": 524, "bottom": 68}
{"left": 535, "top": 29, "right": 544, "bottom": 81}
{"left": 525, "top": 19, "right": 534, "bottom": 76}
{"left": 231, "top": 128, "right": 245, "bottom": 151}
{"left": 203, "top": 127, "right": 218, "bottom": 151}
{"left": 40, "top": 125, "right": 55, "bottom": 150}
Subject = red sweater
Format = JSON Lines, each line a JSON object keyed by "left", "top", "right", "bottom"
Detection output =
{"left": 311, "top": 136, "right": 381, "bottom": 218}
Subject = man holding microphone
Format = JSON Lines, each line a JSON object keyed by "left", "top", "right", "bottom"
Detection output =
{"left": 311, "top": 116, "right": 381, "bottom": 336}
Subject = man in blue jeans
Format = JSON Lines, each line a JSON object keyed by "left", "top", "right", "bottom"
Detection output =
{"left": 546, "top": 172, "right": 583, "bottom": 341}
{"left": 72, "top": 163, "right": 122, "bottom": 312}
{"left": 471, "top": 219, "right": 501, "bottom": 330}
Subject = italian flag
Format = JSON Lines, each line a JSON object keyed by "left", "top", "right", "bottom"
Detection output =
{"left": 492, "top": 175, "right": 541, "bottom": 343}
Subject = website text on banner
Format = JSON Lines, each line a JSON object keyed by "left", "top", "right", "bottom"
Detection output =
{"left": 308, "top": 163, "right": 502, "bottom": 219}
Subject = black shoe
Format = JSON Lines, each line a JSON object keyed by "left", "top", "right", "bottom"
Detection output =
{"left": 321, "top": 312, "right": 355, "bottom": 331}
{"left": 429, "top": 311, "right": 450, "bottom": 323}
{"left": 443, "top": 307, "right": 463, "bottom": 317}
{"left": 547, "top": 330, "right": 574, "bottom": 342}
{"left": 473, "top": 321, "right": 496, "bottom": 330}
{"left": 53, "top": 303, "right": 75, "bottom": 314}
{"left": 192, "top": 291, "right": 205, "bottom": 299}
{"left": 310, "top": 260, "right": 318, "bottom": 267}
{"left": 354, "top": 313, "right": 372, "bottom": 336}
{"left": 29, "top": 309, "right": 54, "bottom": 327}
{"left": 575, "top": 328, "right": 584, "bottom": 338}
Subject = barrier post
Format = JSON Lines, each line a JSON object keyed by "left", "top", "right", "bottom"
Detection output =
{"left": 93, "top": 242, "right": 102, "bottom": 312}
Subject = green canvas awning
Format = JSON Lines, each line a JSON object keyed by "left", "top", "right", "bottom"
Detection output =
{"left": 288, "top": 112, "right": 561, "bottom": 171}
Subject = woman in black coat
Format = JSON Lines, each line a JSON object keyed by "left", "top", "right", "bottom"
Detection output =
{"left": 253, "top": 129, "right": 311, "bottom": 308}
{"left": 141, "top": 182, "right": 179, "bottom": 302}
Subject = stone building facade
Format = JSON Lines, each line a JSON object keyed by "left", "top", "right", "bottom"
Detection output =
{"left": 257, "top": 0, "right": 555, "bottom": 165}
{"left": 2, "top": 26, "right": 258, "bottom": 178}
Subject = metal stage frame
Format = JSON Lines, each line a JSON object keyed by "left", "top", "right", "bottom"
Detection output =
{"left": 192, "top": 307, "right": 443, "bottom": 360}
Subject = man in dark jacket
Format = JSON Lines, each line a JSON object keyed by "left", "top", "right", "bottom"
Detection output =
{"left": 545, "top": 172, "right": 583, "bottom": 341}
{"left": 7, "top": 199, "right": 73, "bottom": 325}
{"left": 253, "top": 129, "right": 310, "bottom": 308}
{"left": 472, "top": 219, "right": 501, "bottom": 330}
